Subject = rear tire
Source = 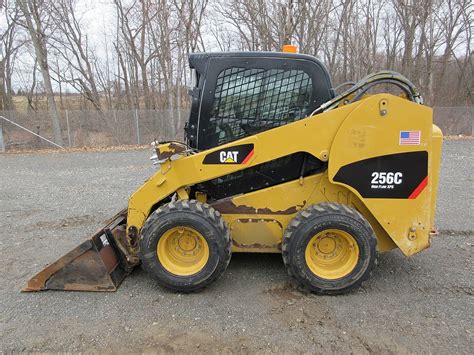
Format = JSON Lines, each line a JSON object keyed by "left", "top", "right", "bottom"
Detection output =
{"left": 282, "top": 202, "right": 377, "bottom": 295}
{"left": 139, "top": 200, "right": 231, "bottom": 292}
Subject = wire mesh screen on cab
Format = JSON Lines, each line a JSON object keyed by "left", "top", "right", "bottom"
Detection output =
{"left": 207, "top": 67, "right": 313, "bottom": 146}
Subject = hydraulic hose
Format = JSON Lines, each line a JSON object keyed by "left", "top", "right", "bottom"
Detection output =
{"left": 312, "top": 71, "right": 423, "bottom": 116}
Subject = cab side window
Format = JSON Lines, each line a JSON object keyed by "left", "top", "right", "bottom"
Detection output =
{"left": 207, "top": 67, "right": 313, "bottom": 146}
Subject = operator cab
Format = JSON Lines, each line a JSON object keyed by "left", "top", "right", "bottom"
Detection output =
{"left": 185, "top": 51, "right": 334, "bottom": 201}
{"left": 185, "top": 51, "right": 334, "bottom": 150}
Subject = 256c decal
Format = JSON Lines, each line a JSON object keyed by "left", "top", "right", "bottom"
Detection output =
{"left": 333, "top": 151, "right": 428, "bottom": 199}
{"left": 371, "top": 172, "right": 403, "bottom": 189}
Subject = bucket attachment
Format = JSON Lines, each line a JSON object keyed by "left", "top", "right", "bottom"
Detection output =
{"left": 23, "top": 210, "right": 135, "bottom": 292}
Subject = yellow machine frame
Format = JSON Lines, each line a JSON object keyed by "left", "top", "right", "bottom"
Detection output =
{"left": 127, "top": 94, "right": 443, "bottom": 257}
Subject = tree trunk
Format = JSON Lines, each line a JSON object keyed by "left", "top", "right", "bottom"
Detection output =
{"left": 18, "top": 0, "right": 63, "bottom": 146}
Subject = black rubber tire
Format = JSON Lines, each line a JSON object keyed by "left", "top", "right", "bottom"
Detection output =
{"left": 139, "top": 199, "right": 231, "bottom": 292}
{"left": 282, "top": 202, "right": 378, "bottom": 295}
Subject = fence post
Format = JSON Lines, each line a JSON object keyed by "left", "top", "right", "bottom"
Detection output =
{"left": 0, "top": 124, "right": 5, "bottom": 152}
{"left": 135, "top": 109, "right": 140, "bottom": 145}
{"left": 112, "top": 109, "right": 120, "bottom": 144}
{"left": 65, "top": 109, "right": 71, "bottom": 147}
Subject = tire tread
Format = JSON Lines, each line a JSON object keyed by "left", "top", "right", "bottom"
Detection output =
{"left": 140, "top": 199, "right": 231, "bottom": 292}
{"left": 282, "top": 202, "right": 378, "bottom": 295}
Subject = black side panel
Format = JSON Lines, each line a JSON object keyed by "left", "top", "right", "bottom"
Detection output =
{"left": 199, "top": 152, "right": 326, "bottom": 200}
{"left": 333, "top": 151, "right": 428, "bottom": 199}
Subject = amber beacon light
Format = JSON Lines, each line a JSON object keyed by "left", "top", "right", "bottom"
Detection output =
{"left": 282, "top": 44, "right": 298, "bottom": 53}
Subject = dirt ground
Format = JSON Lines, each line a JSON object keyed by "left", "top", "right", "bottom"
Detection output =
{"left": 0, "top": 140, "right": 472, "bottom": 353}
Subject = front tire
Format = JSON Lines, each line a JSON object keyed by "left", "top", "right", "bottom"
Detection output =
{"left": 282, "top": 203, "right": 377, "bottom": 295}
{"left": 139, "top": 200, "right": 231, "bottom": 292}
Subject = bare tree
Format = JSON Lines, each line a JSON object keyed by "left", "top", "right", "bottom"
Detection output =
{"left": 434, "top": 0, "right": 471, "bottom": 103}
{"left": 49, "top": 0, "right": 103, "bottom": 112}
{"left": 1, "top": 0, "right": 472, "bottom": 129}
{"left": 114, "top": 0, "right": 160, "bottom": 109}
{"left": 0, "top": 0, "right": 22, "bottom": 111}
{"left": 17, "top": 0, "right": 63, "bottom": 145}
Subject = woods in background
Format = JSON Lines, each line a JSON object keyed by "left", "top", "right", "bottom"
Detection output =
{"left": 1, "top": 0, "right": 472, "bottom": 118}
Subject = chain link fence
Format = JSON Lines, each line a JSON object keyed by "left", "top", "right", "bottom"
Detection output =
{"left": 0, "top": 109, "right": 188, "bottom": 151}
{"left": 0, "top": 106, "right": 472, "bottom": 151}
{"left": 432, "top": 106, "right": 473, "bottom": 136}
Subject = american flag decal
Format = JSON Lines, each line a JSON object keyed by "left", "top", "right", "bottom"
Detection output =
{"left": 399, "top": 131, "right": 421, "bottom": 145}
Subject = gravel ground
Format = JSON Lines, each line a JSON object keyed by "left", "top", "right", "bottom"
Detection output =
{"left": 0, "top": 140, "right": 472, "bottom": 353}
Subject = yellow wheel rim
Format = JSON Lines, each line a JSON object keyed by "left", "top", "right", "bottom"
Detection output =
{"left": 305, "top": 229, "right": 359, "bottom": 280}
{"left": 157, "top": 226, "right": 209, "bottom": 276}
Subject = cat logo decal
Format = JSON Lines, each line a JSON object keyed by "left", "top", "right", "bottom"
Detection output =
{"left": 203, "top": 144, "right": 254, "bottom": 165}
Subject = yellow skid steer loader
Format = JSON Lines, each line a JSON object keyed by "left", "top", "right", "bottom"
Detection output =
{"left": 24, "top": 50, "right": 442, "bottom": 295}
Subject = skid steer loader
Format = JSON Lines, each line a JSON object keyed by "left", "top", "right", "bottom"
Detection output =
{"left": 24, "top": 49, "right": 443, "bottom": 295}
